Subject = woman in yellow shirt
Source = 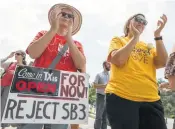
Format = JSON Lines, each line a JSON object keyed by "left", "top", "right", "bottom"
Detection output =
{"left": 105, "top": 13, "right": 168, "bottom": 129}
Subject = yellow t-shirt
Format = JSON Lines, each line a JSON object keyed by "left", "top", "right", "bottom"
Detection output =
{"left": 105, "top": 36, "right": 160, "bottom": 102}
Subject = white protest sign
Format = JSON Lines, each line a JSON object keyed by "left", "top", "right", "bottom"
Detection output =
{"left": 2, "top": 66, "right": 89, "bottom": 124}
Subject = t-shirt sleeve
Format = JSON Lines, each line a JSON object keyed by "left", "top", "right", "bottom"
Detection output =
{"left": 74, "top": 41, "right": 85, "bottom": 56}
{"left": 26, "top": 30, "right": 47, "bottom": 54}
{"left": 94, "top": 74, "right": 100, "bottom": 84}
{"left": 107, "top": 36, "right": 123, "bottom": 61}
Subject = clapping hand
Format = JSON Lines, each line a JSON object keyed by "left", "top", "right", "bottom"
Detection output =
{"left": 154, "top": 14, "right": 167, "bottom": 37}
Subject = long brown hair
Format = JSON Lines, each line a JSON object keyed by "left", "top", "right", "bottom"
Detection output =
{"left": 16, "top": 50, "right": 27, "bottom": 65}
{"left": 123, "top": 13, "right": 146, "bottom": 37}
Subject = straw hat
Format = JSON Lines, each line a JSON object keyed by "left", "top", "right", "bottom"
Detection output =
{"left": 48, "top": 3, "right": 82, "bottom": 35}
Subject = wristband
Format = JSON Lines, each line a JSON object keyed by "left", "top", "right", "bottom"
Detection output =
{"left": 154, "top": 36, "right": 162, "bottom": 41}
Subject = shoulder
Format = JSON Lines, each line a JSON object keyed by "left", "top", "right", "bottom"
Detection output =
{"left": 34, "top": 30, "right": 48, "bottom": 37}
{"left": 39, "top": 30, "right": 48, "bottom": 34}
{"left": 73, "top": 40, "right": 84, "bottom": 51}
{"left": 111, "top": 36, "right": 127, "bottom": 46}
{"left": 1, "top": 62, "right": 13, "bottom": 70}
{"left": 111, "top": 36, "right": 122, "bottom": 42}
{"left": 37, "top": 30, "right": 48, "bottom": 36}
{"left": 32, "top": 30, "right": 48, "bottom": 41}
{"left": 95, "top": 73, "right": 100, "bottom": 77}
{"left": 97, "top": 72, "right": 103, "bottom": 77}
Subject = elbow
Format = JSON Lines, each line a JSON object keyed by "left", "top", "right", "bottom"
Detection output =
{"left": 76, "top": 58, "right": 86, "bottom": 70}
{"left": 159, "top": 58, "right": 168, "bottom": 67}
{"left": 159, "top": 60, "right": 167, "bottom": 67}
{"left": 27, "top": 42, "right": 43, "bottom": 59}
{"left": 161, "top": 61, "right": 167, "bottom": 67}
{"left": 154, "top": 60, "right": 167, "bottom": 69}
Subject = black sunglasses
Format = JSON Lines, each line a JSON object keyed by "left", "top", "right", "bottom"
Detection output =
{"left": 61, "top": 12, "right": 74, "bottom": 19}
{"left": 134, "top": 16, "right": 148, "bottom": 26}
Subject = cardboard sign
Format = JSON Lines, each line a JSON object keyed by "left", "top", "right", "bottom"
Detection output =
{"left": 2, "top": 66, "right": 89, "bottom": 124}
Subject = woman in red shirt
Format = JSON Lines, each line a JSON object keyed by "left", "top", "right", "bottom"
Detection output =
{"left": 1, "top": 50, "right": 26, "bottom": 129}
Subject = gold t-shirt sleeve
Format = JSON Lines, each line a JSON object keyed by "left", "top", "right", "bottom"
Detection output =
{"left": 107, "top": 37, "right": 123, "bottom": 61}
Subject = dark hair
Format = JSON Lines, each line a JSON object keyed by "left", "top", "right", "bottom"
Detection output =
{"left": 22, "top": 57, "right": 27, "bottom": 65}
{"left": 103, "top": 61, "right": 108, "bottom": 67}
{"left": 123, "top": 13, "right": 145, "bottom": 37}
{"left": 16, "top": 50, "right": 27, "bottom": 65}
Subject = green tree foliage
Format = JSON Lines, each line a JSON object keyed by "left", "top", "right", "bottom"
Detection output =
{"left": 89, "top": 86, "right": 96, "bottom": 105}
{"left": 158, "top": 78, "right": 175, "bottom": 118}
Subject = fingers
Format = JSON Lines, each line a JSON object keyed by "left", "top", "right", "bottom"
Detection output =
{"left": 167, "top": 86, "right": 172, "bottom": 89}
{"left": 159, "top": 82, "right": 170, "bottom": 89}
{"left": 50, "top": 8, "right": 61, "bottom": 21}
{"left": 159, "top": 84, "right": 164, "bottom": 88}
{"left": 160, "top": 14, "right": 167, "bottom": 24}
{"left": 131, "top": 20, "right": 141, "bottom": 35}
{"left": 50, "top": 10, "right": 56, "bottom": 20}
{"left": 10, "top": 52, "right": 15, "bottom": 56}
{"left": 158, "top": 14, "right": 167, "bottom": 28}
{"left": 56, "top": 14, "right": 61, "bottom": 21}
{"left": 68, "top": 20, "right": 73, "bottom": 27}
{"left": 131, "top": 20, "right": 136, "bottom": 31}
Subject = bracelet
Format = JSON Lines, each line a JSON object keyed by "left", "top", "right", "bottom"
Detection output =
{"left": 154, "top": 36, "right": 163, "bottom": 41}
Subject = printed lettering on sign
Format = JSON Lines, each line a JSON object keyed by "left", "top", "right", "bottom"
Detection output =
{"left": 10, "top": 66, "right": 60, "bottom": 96}
{"left": 2, "top": 66, "right": 89, "bottom": 124}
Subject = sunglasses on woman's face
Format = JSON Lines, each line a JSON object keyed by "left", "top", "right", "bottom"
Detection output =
{"left": 61, "top": 12, "right": 74, "bottom": 19}
{"left": 134, "top": 16, "right": 148, "bottom": 26}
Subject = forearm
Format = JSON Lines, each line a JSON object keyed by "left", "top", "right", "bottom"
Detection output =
{"left": 111, "top": 36, "right": 138, "bottom": 66}
{"left": 154, "top": 40, "right": 168, "bottom": 67}
{"left": 67, "top": 37, "right": 86, "bottom": 69}
{"left": 27, "top": 30, "right": 56, "bottom": 59}
{"left": 80, "top": 65, "right": 86, "bottom": 73}
{"left": 93, "top": 84, "right": 106, "bottom": 89}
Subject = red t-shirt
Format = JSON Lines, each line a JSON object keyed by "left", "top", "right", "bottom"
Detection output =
{"left": 26, "top": 31, "right": 85, "bottom": 72}
{"left": 1, "top": 62, "right": 17, "bottom": 87}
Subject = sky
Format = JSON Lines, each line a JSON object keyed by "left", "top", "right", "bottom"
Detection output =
{"left": 0, "top": 0, "right": 175, "bottom": 82}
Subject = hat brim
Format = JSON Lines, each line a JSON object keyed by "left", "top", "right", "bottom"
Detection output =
{"left": 48, "top": 3, "right": 82, "bottom": 35}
